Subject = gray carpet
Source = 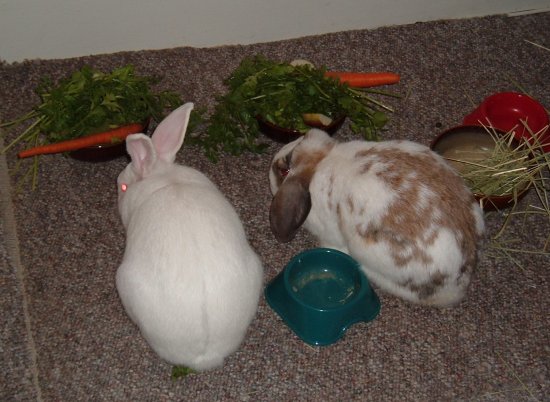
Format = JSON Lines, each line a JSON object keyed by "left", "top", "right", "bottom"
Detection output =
{"left": 1, "top": 13, "right": 549, "bottom": 401}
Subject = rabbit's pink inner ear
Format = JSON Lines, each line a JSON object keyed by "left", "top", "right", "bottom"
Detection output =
{"left": 151, "top": 102, "right": 194, "bottom": 163}
{"left": 126, "top": 134, "right": 157, "bottom": 179}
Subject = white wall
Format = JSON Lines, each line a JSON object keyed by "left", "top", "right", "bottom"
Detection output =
{"left": 1, "top": 0, "right": 549, "bottom": 63}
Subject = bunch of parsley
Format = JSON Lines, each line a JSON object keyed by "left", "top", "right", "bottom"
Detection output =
{"left": 189, "top": 55, "right": 395, "bottom": 161}
{"left": 0, "top": 65, "right": 184, "bottom": 190}
{"left": 1, "top": 65, "right": 182, "bottom": 152}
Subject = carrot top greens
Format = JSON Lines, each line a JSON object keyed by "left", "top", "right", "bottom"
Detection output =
{"left": 188, "top": 56, "right": 398, "bottom": 161}
{"left": 0, "top": 65, "right": 183, "bottom": 190}
{"left": 1, "top": 65, "right": 182, "bottom": 154}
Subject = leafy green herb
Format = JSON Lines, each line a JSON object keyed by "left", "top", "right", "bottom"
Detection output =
{"left": 171, "top": 365, "right": 195, "bottom": 379}
{"left": 0, "top": 65, "right": 183, "bottom": 189}
{"left": 1, "top": 65, "right": 182, "bottom": 152}
{"left": 188, "top": 55, "right": 397, "bottom": 161}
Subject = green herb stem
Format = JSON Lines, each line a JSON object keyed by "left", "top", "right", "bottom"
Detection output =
{"left": 297, "top": 68, "right": 333, "bottom": 100}
{"left": 350, "top": 89, "right": 395, "bottom": 112}
{"left": 1, "top": 115, "right": 46, "bottom": 154}
{"left": 0, "top": 110, "right": 39, "bottom": 128}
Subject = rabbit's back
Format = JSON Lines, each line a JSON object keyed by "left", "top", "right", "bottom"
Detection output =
{"left": 307, "top": 140, "right": 484, "bottom": 306}
{"left": 117, "top": 171, "right": 263, "bottom": 369}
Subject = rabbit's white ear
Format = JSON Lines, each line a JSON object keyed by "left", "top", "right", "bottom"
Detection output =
{"left": 126, "top": 133, "right": 157, "bottom": 179}
{"left": 151, "top": 102, "right": 194, "bottom": 163}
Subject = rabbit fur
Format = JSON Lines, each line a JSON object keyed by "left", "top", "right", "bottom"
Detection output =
{"left": 269, "top": 129, "right": 485, "bottom": 307}
{"left": 116, "top": 102, "right": 263, "bottom": 371}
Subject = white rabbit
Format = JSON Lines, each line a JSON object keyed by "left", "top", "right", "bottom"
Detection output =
{"left": 116, "top": 102, "right": 263, "bottom": 371}
{"left": 269, "top": 129, "right": 485, "bottom": 307}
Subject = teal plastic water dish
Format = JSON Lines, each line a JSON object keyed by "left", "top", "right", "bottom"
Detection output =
{"left": 265, "top": 248, "right": 381, "bottom": 346}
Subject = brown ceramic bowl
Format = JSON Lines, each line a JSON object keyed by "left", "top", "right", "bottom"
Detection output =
{"left": 257, "top": 115, "right": 346, "bottom": 143}
{"left": 430, "top": 125, "right": 531, "bottom": 211}
{"left": 69, "top": 121, "right": 148, "bottom": 162}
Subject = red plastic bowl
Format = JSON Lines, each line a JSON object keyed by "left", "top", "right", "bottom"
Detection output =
{"left": 463, "top": 92, "right": 549, "bottom": 152}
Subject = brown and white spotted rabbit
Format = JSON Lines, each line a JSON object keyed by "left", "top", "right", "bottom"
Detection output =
{"left": 269, "top": 129, "right": 485, "bottom": 307}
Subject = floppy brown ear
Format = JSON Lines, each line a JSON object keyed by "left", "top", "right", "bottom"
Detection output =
{"left": 269, "top": 176, "right": 312, "bottom": 243}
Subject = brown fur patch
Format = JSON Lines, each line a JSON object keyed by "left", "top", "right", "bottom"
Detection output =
{"left": 355, "top": 149, "right": 376, "bottom": 174}
{"left": 355, "top": 146, "right": 479, "bottom": 272}
{"left": 327, "top": 174, "right": 336, "bottom": 210}
{"left": 337, "top": 203, "right": 343, "bottom": 225}
{"left": 402, "top": 271, "right": 449, "bottom": 299}
{"left": 354, "top": 149, "right": 373, "bottom": 159}
{"left": 281, "top": 140, "right": 335, "bottom": 211}
{"left": 293, "top": 149, "right": 329, "bottom": 182}
{"left": 346, "top": 195, "right": 355, "bottom": 213}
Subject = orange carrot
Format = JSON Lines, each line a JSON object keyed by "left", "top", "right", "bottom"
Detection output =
{"left": 17, "top": 123, "right": 144, "bottom": 159}
{"left": 324, "top": 71, "right": 400, "bottom": 88}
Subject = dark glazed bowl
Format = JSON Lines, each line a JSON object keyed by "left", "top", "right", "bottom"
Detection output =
{"left": 257, "top": 115, "right": 346, "bottom": 143}
{"left": 69, "top": 121, "right": 148, "bottom": 162}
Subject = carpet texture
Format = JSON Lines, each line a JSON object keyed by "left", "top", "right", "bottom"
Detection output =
{"left": 1, "top": 13, "right": 549, "bottom": 401}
